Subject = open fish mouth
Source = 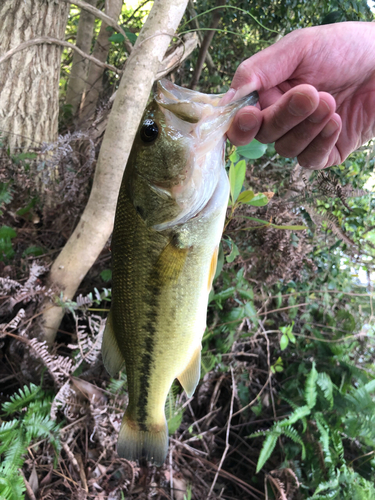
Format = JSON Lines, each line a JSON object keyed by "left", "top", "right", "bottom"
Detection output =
{"left": 151, "top": 80, "right": 258, "bottom": 231}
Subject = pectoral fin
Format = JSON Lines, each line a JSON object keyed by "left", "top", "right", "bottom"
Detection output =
{"left": 101, "top": 310, "right": 125, "bottom": 377}
{"left": 177, "top": 346, "right": 201, "bottom": 397}
{"left": 156, "top": 236, "right": 189, "bottom": 285}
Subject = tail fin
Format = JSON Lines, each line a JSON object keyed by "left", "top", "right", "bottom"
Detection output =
{"left": 117, "top": 411, "right": 168, "bottom": 466}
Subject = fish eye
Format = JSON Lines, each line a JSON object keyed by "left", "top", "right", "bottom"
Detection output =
{"left": 140, "top": 119, "right": 159, "bottom": 143}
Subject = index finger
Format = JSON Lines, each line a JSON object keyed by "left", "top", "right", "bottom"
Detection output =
{"left": 227, "top": 30, "right": 308, "bottom": 102}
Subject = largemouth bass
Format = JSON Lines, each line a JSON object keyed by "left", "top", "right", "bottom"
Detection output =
{"left": 102, "top": 79, "right": 258, "bottom": 466}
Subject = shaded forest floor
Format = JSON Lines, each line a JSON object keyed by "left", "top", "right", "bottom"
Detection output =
{"left": 1, "top": 138, "right": 375, "bottom": 500}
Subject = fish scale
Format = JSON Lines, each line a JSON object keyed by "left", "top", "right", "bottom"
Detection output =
{"left": 102, "top": 79, "right": 258, "bottom": 466}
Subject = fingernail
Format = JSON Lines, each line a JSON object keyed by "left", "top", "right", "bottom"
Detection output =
{"left": 301, "top": 155, "right": 329, "bottom": 170}
{"left": 321, "top": 118, "right": 339, "bottom": 138}
{"left": 308, "top": 100, "right": 331, "bottom": 123}
{"left": 238, "top": 111, "right": 259, "bottom": 132}
{"left": 288, "top": 93, "right": 314, "bottom": 116}
{"left": 221, "top": 88, "right": 237, "bottom": 105}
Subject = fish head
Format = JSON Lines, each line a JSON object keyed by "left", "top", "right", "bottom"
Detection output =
{"left": 129, "top": 79, "right": 258, "bottom": 230}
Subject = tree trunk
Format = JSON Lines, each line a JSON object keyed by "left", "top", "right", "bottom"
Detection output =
{"left": 41, "top": 0, "right": 189, "bottom": 345}
{"left": 79, "top": 0, "right": 123, "bottom": 125}
{"left": 0, "top": 0, "right": 69, "bottom": 151}
{"left": 65, "top": 0, "right": 98, "bottom": 118}
{"left": 190, "top": 0, "right": 225, "bottom": 90}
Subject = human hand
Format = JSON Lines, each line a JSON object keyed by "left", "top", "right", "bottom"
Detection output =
{"left": 225, "top": 22, "right": 375, "bottom": 169}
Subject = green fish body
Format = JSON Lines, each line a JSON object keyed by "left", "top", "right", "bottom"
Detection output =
{"left": 102, "top": 80, "right": 258, "bottom": 465}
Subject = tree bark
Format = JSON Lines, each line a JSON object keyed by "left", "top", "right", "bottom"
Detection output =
{"left": 65, "top": 0, "right": 98, "bottom": 118}
{"left": 79, "top": 0, "right": 123, "bottom": 125}
{"left": 0, "top": 0, "right": 69, "bottom": 151}
{"left": 190, "top": 0, "right": 226, "bottom": 90}
{"left": 41, "top": 0, "right": 189, "bottom": 345}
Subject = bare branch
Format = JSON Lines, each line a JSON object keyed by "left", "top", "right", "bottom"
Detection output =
{"left": 156, "top": 32, "right": 198, "bottom": 79}
{"left": 0, "top": 36, "right": 121, "bottom": 74}
{"left": 63, "top": 0, "right": 133, "bottom": 54}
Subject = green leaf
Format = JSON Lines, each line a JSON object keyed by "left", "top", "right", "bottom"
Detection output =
{"left": 0, "top": 183, "right": 13, "bottom": 205}
{"left": 305, "top": 362, "right": 318, "bottom": 409}
{"left": 280, "top": 334, "right": 289, "bottom": 350}
{"left": 246, "top": 193, "right": 269, "bottom": 207}
{"left": 237, "top": 139, "right": 267, "bottom": 159}
{"left": 237, "top": 189, "right": 254, "bottom": 204}
{"left": 228, "top": 159, "right": 246, "bottom": 204}
{"left": 0, "top": 226, "right": 16, "bottom": 239}
{"left": 22, "top": 245, "right": 44, "bottom": 257}
{"left": 109, "top": 30, "right": 137, "bottom": 44}
{"left": 100, "top": 269, "right": 112, "bottom": 282}
{"left": 229, "top": 151, "right": 239, "bottom": 162}
{"left": 225, "top": 238, "right": 240, "bottom": 263}
{"left": 271, "top": 224, "right": 307, "bottom": 230}
{"left": 256, "top": 432, "right": 279, "bottom": 472}
{"left": 109, "top": 32, "right": 125, "bottom": 42}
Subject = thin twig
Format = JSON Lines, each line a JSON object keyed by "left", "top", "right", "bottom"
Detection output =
{"left": 19, "top": 469, "right": 37, "bottom": 500}
{"left": 169, "top": 446, "right": 174, "bottom": 500}
{"left": 261, "top": 321, "right": 277, "bottom": 419}
{"left": 258, "top": 302, "right": 308, "bottom": 317}
{"left": 123, "top": 0, "right": 153, "bottom": 26}
{"left": 0, "top": 37, "right": 121, "bottom": 74}
{"left": 208, "top": 367, "right": 236, "bottom": 499}
{"left": 232, "top": 373, "right": 272, "bottom": 419}
{"left": 63, "top": 0, "right": 133, "bottom": 53}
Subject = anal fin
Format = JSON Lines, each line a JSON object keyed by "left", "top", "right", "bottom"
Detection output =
{"left": 177, "top": 346, "right": 201, "bottom": 397}
{"left": 101, "top": 310, "right": 125, "bottom": 377}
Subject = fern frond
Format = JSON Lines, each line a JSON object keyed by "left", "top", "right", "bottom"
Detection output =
{"left": 308, "top": 473, "right": 339, "bottom": 498}
{"left": 331, "top": 430, "right": 344, "bottom": 461}
{"left": 256, "top": 431, "right": 280, "bottom": 473}
{"left": 107, "top": 374, "right": 127, "bottom": 395}
{"left": 28, "top": 339, "right": 74, "bottom": 387}
{"left": 281, "top": 396, "right": 300, "bottom": 411}
{"left": 317, "top": 372, "right": 334, "bottom": 409}
{"left": 24, "top": 414, "right": 61, "bottom": 454}
{"left": 316, "top": 171, "right": 352, "bottom": 212}
{"left": 304, "top": 203, "right": 356, "bottom": 247}
{"left": 0, "top": 464, "right": 26, "bottom": 500}
{"left": 315, "top": 413, "right": 332, "bottom": 466}
{"left": 27, "top": 395, "right": 54, "bottom": 419}
{"left": 305, "top": 362, "right": 318, "bottom": 409}
{"left": 0, "top": 419, "right": 19, "bottom": 437}
{"left": 281, "top": 425, "right": 306, "bottom": 460}
{"left": 3, "top": 431, "right": 26, "bottom": 469}
{"left": 280, "top": 405, "right": 311, "bottom": 426}
{"left": 1, "top": 383, "right": 41, "bottom": 416}
{"left": 165, "top": 383, "right": 184, "bottom": 435}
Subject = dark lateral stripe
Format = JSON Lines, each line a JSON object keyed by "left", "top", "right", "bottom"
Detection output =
{"left": 137, "top": 279, "right": 161, "bottom": 431}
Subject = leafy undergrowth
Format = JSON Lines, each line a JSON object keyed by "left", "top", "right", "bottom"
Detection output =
{"left": 1, "top": 141, "right": 375, "bottom": 499}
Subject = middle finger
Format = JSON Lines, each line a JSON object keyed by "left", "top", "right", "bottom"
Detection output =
{"left": 256, "top": 84, "right": 320, "bottom": 144}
